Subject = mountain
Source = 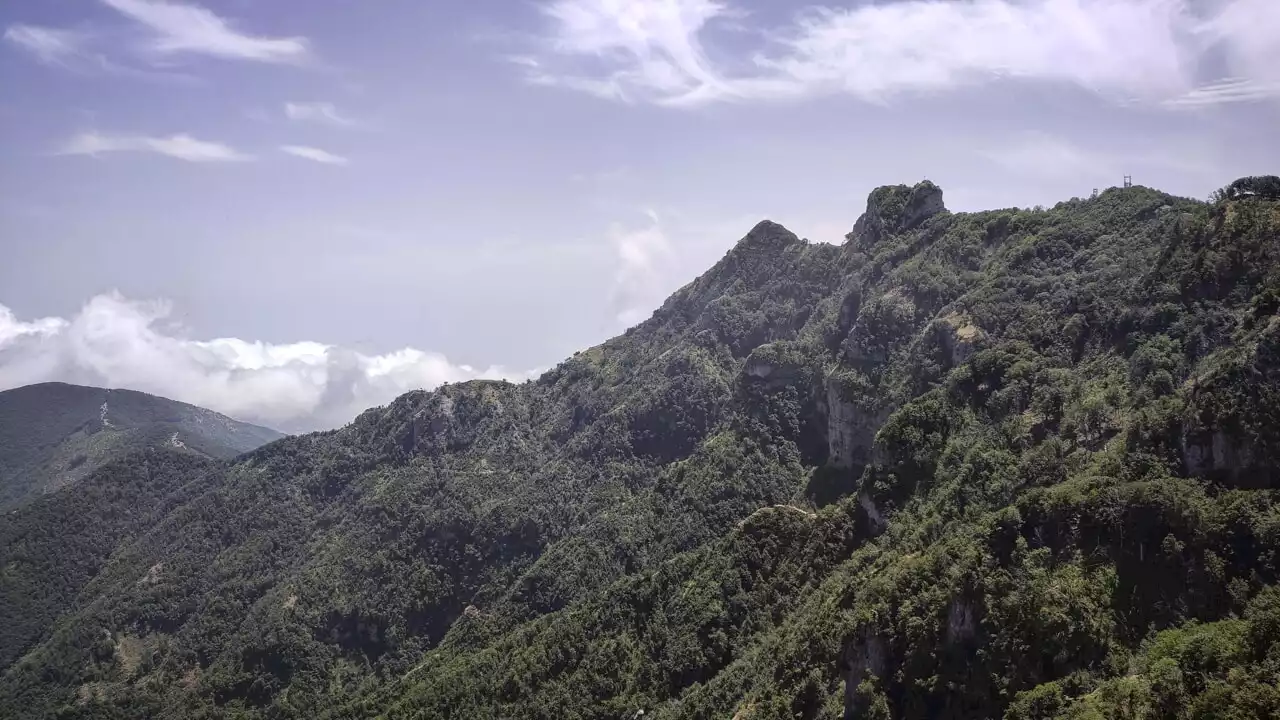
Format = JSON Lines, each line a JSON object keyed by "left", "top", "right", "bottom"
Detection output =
{"left": 0, "top": 382, "right": 284, "bottom": 511}
{"left": 2, "top": 178, "right": 1279, "bottom": 719}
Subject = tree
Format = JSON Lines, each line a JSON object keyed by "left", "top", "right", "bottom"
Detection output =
{"left": 1212, "top": 175, "right": 1280, "bottom": 203}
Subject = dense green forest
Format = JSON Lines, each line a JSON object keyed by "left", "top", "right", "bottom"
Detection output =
{"left": 2, "top": 178, "right": 1278, "bottom": 719}
{"left": 0, "top": 383, "right": 283, "bottom": 511}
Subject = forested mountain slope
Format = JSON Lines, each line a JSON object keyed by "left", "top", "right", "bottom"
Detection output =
{"left": 2, "top": 179, "right": 1278, "bottom": 719}
{"left": 0, "top": 382, "right": 284, "bottom": 510}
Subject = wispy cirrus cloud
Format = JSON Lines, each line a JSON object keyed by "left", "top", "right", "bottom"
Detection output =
{"left": 99, "top": 0, "right": 309, "bottom": 64}
{"left": 0, "top": 294, "right": 535, "bottom": 432}
{"left": 3, "top": 23, "right": 198, "bottom": 83}
{"left": 59, "top": 131, "right": 253, "bottom": 162}
{"left": 1163, "top": 78, "right": 1280, "bottom": 108}
{"left": 3, "top": 24, "right": 86, "bottom": 66}
{"left": 280, "top": 145, "right": 348, "bottom": 165}
{"left": 520, "top": 0, "right": 730, "bottom": 104}
{"left": 519, "top": 0, "right": 1280, "bottom": 108}
{"left": 284, "top": 101, "right": 354, "bottom": 126}
{"left": 5, "top": 0, "right": 308, "bottom": 77}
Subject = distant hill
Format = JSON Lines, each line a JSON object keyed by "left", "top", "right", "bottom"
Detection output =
{"left": 0, "top": 382, "right": 284, "bottom": 510}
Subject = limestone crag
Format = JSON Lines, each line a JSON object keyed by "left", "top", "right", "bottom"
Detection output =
{"left": 849, "top": 180, "right": 946, "bottom": 246}
{"left": 824, "top": 371, "right": 891, "bottom": 470}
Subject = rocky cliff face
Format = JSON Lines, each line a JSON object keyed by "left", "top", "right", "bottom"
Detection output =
{"left": 1180, "top": 320, "right": 1280, "bottom": 487}
{"left": 849, "top": 180, "right": 946, "bottom": 246}
{"left": 819, "top": 181, "right": 948, "bottom": 472}
{"left": 824, "top": 371, "right": 890, "bottom": 470}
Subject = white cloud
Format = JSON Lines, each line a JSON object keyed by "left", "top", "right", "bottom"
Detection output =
{"left": 0, "top": 294, "right": 535, "bottom": 432}
{"left": 609, "top": 210, "right": 676, "bottom": 325}
{"left": 2, "top": 22, "right": 200, "bottom": 82}
{"left": 59, "top": 131, "right": 253, "bottom": 162}
{"left": 100, "top": 0, "right": 309, "bottom": 63}
{"left": 1205, "top": 0, "right": 1280, "bottom": 90}
{"left": 603, "top": 208, "right": 774, "bottom": 326}
{"left": 3, "top": 24, "right": 86, "bottom": 65}
{"left": 280, "top": 145, "right": 349, "bottom": 165}
{"left": 523, "top": 0, "right": 1280, "bottom": 107}
{"left": 754, "top": 0, "right": 1196, "bottom": 102}
{"left": 284, "top": 101, "right": 354, "bottom": 126}
{"left": 1163, "top": 78, "right": 1280, "bottom": 108}
{"left": 526, "top": 0, "right": 730, "bottom": 104}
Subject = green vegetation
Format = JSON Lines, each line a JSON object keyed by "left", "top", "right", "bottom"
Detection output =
{"left": 1211, "top": 175, "right": 1280, "bottom": 204}
{"left": 1, "top": 177, "right": 1278, "bottom": 719}
{"left": 0, "top": 382, "right": 283, "bottom": 510}
{"left": 0, "top": 451, "right": 222, "bottom": 672}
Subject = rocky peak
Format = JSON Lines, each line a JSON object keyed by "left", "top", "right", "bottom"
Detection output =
{"left": 737, "top": 219, "right": 801, "bottom": 253}
{"left": 848, "top": 180, "right": 946, "bottom": 246}
{"left": 658, "top": 219, "right": 804, "bottom": 323}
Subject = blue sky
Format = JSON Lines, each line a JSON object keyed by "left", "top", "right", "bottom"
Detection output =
{"left": 1, "top": 0, "right": 1278, "bottom": 431}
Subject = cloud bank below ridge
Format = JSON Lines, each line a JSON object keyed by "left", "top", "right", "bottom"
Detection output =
{"left": 0, "top": 294, "right": 536, "bottom": 433}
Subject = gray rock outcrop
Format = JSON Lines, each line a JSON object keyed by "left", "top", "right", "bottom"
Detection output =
{"left": 825, "top": 371, "right": 891, "bottom": 469}
{"left": 849, "top": 180, "right": 947, "bottom": 246}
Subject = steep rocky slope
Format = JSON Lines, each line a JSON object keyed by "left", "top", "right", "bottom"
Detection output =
{"left": 2, "top": 179, "right": 1278, "bottom": 720}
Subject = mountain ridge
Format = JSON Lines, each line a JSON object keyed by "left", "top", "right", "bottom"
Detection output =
{"left": 2, "top": 178, "right": 1279, "bottom": 719}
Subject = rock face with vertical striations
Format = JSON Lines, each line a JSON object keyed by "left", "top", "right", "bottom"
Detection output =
{"left": 824, "top": 370, "right": 890, "bottom": 471}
